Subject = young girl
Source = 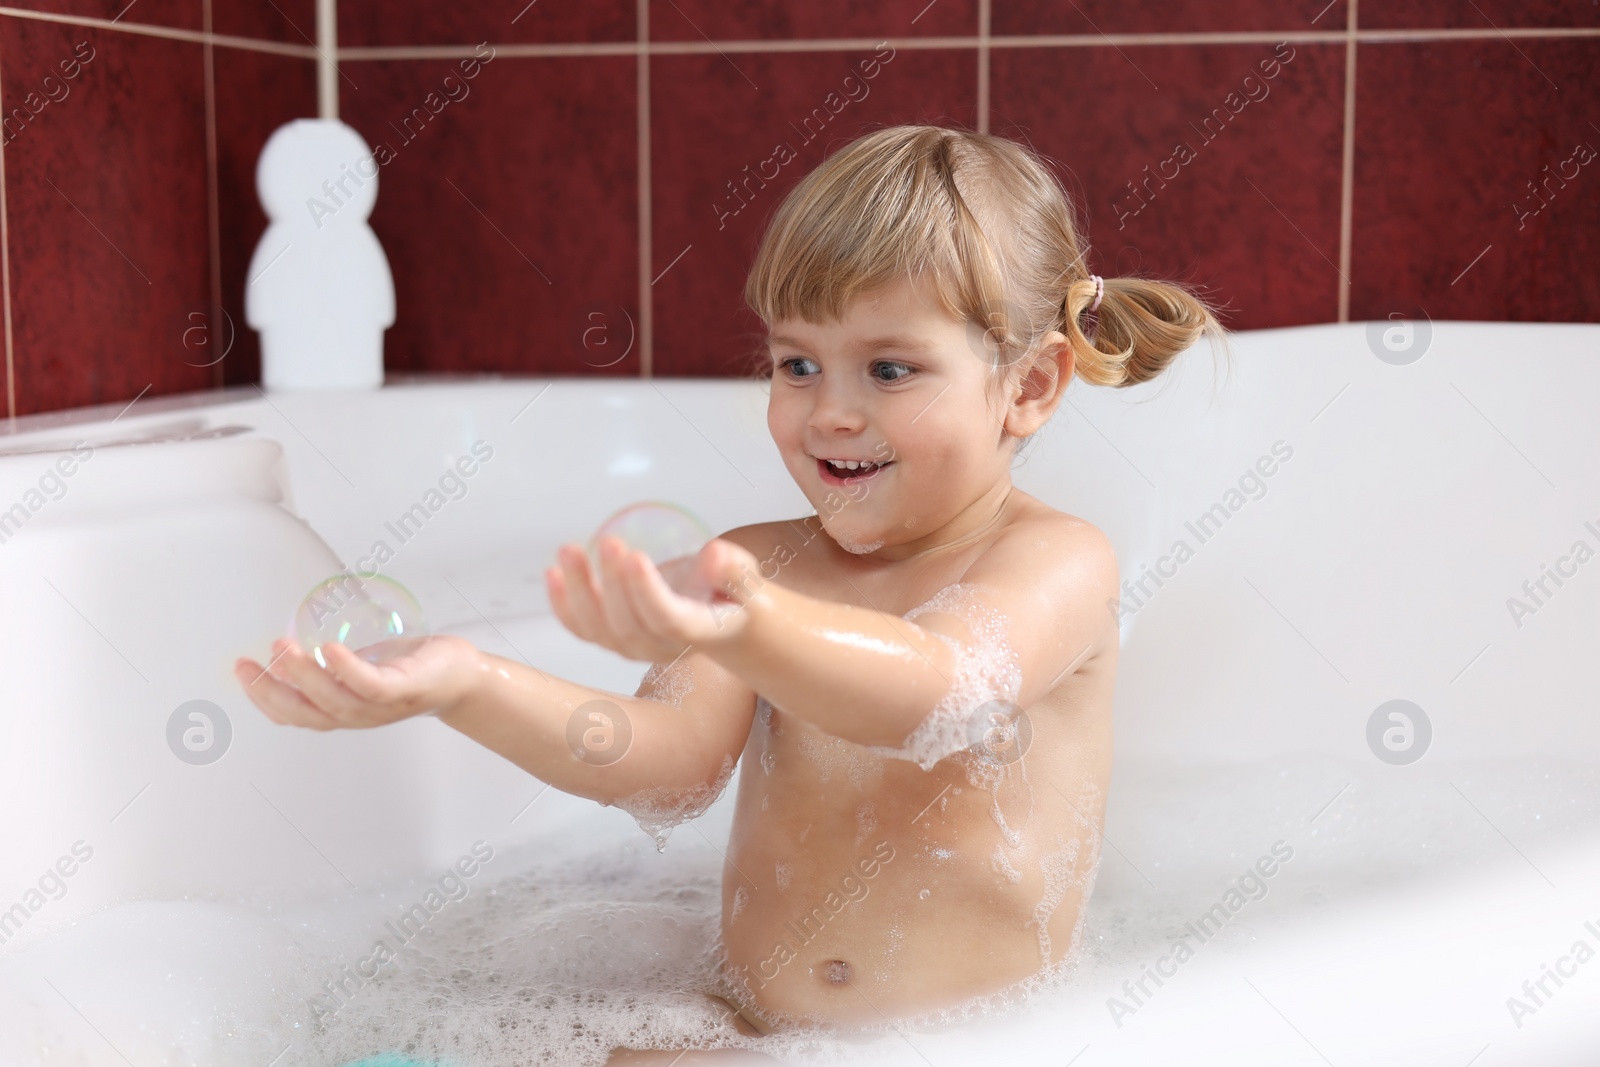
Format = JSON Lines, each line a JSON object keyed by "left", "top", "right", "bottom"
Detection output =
{"left": 234, "top": 124, "right": 1225, "bottom": 1064}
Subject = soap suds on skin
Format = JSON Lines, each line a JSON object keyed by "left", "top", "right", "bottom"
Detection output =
{"left": 639, "top": 658, "right": 696, "bottom": 708}
{"left": 1026, "top": 838, "right": 1084, "bottom": 964}
{"left": 835, "top": 535, "right": 885, "bottom": 555}
{"left": 613, "top": 755, "right": 736, "bottom": 852}
{"left": 992, "top": 844, "right": 1024, "bottom": 884}
{"left": 864, "top": 583, "right": 1024, "bottom": 772}
{"left": 796, "top": 730, "right": 883, "bottom": 791}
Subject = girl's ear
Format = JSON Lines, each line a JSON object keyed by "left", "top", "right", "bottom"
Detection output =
{"left": 1005, "top": 332, "right": 1073, "bottom": 438}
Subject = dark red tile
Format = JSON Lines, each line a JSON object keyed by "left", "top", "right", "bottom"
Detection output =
{"left": 338, "top": 55, "right": 639, "bottom": 375}
{"left": 993, "top": 41, "right": 1345, "bottom": 331}
{"left": 338, "top": 0, "right": 633, "bottom": 48}
{"left": 213, "top": 0, "right": 318, "bottom": 45}
{"left": 2, "top": 0, "right": 199, "bottom": 32}
{"left": 2, "top": 18, "right": 212, "bottom": 415}
{"left": 1362, "top": 1, "right": 1598, "bottom": 30}
{"left": 650, "top": 46, "right": 977, "bottom": 376}
{"left": 993, "top": 0, "right": 1348, "bottom": 35}
{"left": 214, "top": 48, "right": 319, "bottom": 389}
{"left": 1351, "top": 39, "right": 1600, "bottom": 323}
{"left": 651, "top": 0, "right": 976, "bottom": 42}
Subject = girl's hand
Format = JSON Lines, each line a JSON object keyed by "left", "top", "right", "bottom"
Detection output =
{"left": 547, "top": 535, "right": 761, "bottom": 661}
{"left": 232, "top": 633, "right": 483, "bottom": 730}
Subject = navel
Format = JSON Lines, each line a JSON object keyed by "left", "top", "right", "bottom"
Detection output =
{"left": 815, "top": 958, "right": 852, "bottom": 985}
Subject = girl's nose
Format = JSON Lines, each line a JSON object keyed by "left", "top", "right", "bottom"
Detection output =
{"left": 806, "top": 383, "right": 868, "bottom": 434}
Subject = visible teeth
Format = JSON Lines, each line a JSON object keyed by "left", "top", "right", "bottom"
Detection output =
{"left": 826, "top": 459, "right": 877, "bottom": 473}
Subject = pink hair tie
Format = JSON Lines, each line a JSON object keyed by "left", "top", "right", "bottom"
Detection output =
{"left": 1089, "top": 274, "right": 1105, "bottom": 314}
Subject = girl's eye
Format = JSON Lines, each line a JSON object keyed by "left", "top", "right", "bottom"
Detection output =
{"left": 778, "top": 357, "right": 819, "bottom": 379}
{"left": 872, "top": 361, "right": 913, "bottom": 383}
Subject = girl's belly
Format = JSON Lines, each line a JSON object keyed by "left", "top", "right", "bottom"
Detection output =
{"left": 718, "top": 708, "right": 1104, "bottom": 1029}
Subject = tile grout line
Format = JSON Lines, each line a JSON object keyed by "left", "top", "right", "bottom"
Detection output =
{"left": 977, "top": 0, "right": 991, "bottom": 134}
{"left": 1338, "top": 0, "right": 1358, "bottom": 322}
{"left": 0, "top": 35, "right": 12, "bottom": 423}
{"left": 202, "top": 0, "right": 224, "bottom": 390}
{"left": 637, "top": 0, "right": 653, "bottom": 378}
{"left": 317, "top": 0, "right": 337, "bottom": 118}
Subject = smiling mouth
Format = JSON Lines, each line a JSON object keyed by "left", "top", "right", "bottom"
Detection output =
{"left": 815, "top": 457, "right": 893, "bottom": 485}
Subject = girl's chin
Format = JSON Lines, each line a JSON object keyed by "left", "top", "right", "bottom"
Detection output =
{"left": 825, "top": 526, "right": 888, "bottom": 555}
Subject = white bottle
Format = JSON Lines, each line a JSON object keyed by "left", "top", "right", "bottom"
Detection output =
{"left": 246, "top": 119, "right": 395, "bottom": 391}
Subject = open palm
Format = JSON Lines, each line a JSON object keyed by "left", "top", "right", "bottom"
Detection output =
{"left": 546, "top": 535, "right": 760, "bottom": 661}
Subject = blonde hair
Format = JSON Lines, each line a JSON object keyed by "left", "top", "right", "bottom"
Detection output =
{"left": 743, "top": 124, "right": 1232, "bottom": 394}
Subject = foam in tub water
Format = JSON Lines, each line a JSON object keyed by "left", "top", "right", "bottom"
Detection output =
{"left": 3, "top": 753, "right": 1596, "bottom": 1066}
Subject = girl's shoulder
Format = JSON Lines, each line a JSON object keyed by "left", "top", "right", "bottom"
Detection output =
{"left": 1003, "top": 489, "right": 1114, "bottom": 546}
{"left": 713, "top": 518, "right": 822, "bottom": 559}
{"left": 969, "top": 491, "right": 1120, "bottom": 591}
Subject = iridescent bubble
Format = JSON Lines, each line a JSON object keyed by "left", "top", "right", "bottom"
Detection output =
{"left": 588, "top": 501, "right": 711, "bottom": 565}
{"left": 292, "top": 572, "right": 427, "bottom": 668}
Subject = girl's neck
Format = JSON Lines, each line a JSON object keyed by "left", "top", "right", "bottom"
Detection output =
{"left": 861, "top": 478, "right": 1017, "bottom": 566}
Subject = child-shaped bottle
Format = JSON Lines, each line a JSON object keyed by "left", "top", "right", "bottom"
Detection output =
{"left": 246, "top": 118, "right": 394, "bottom": 391}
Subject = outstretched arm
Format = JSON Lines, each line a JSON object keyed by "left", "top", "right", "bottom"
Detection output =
{"left": 569, "top": 516, "right": 1119, "bottom": 751}
{"left": 233, "top": 632, "right": 756, "bottom": 808}
{"left": 436, "top": 646, "right": 754, "bottom": 804}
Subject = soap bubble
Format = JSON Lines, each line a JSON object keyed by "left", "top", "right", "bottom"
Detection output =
{"left": 292, "top": 572, "right": 427, "bottom": 668}
{"left": 588, "top": 500, "right": 711, "bottom": 565}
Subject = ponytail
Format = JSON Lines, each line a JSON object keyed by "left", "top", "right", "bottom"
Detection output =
{"left": 1062, "top": 274, "right": 1231, "bottom": 388}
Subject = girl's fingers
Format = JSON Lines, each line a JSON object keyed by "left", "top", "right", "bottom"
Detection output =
{"left": 233, "top": 656, "right": 341, "bottom": 730}
{"left": 272, "top": 641, "right": 371, "bottom": 719}
{"left": 702, "top": 539, "right": 759, "bottom": 604}
{"left": 623, "top": 550, "right": 703, "bottom": 649}
{"left": 594, "top": 537, "right": 656, "bottom": 651}
{"left": 552, "top": 543, "right": 609, "bottom": 642}
{"left": 320, "top": 640, "right": 397, "bottom": 704}
{"left": 545, "top": 563, "right": 578, "bottom": 634}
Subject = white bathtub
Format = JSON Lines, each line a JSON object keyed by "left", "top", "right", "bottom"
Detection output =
{"left": 1, "top": 319, "right": 1597, "bottom": 1065}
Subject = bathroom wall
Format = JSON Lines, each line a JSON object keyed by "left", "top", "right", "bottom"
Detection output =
{"left": 0, "top": 1, "right": 1595, "bottom": 418}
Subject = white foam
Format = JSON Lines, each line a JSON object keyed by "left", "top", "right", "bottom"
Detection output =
{"left": 834, "top": 534, "right": 885, "bottom": 555}
{"left": 637, "top": 657, "right": 696, "bottom": 708}
{"left": 1027, "top": 837, "right": 1090, "bottom": 965}
{"left": 612, "top": 754, "right": 737, "bottom": 852}
{"left": 993, "top": 843, "right": 1025, "bottom": 884}
{"left": 6, "top": 755, "right": 1598, "bottom": 1066}
{"left": 864, "top": 583, "right": 1023, "bottom": 772}
{"left": 795, "top": 729, "right": 883, "bottom": 791}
